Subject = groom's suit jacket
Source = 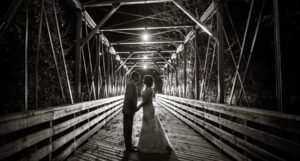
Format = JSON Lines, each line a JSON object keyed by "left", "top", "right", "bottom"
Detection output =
{"left": 123, "top": 80, "right": 138, "bottom": 115}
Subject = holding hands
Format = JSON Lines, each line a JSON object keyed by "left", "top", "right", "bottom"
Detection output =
{"left": 136, "top": 104, "right": 142, "bottom": 112}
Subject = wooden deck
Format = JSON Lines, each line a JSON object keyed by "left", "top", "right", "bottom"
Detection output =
{"left": 67, "top": 99, "right": 233, "bottom": 161}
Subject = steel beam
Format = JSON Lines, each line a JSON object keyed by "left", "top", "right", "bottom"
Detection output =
{"left": 173, "top": 0, "right": 214, "bottom": 37}
{"left": 75, "top": 11, "right": 82, "bottom": 101}
{"left": 217, "top": 1, "right": 224, "bottom": 103}
{"left": 25, "top": 0, "right": 29, "bottom": 111}
{"left": 156, "top": 51, "right": 175, "bottom": 70}
{"left": 229, "top": 0, "right": 254, "bottom": 104}
{"left": 174, "top": 2, "right": 215, "bottom": 54}
{"left": 84, "top": 0, "right": 173, "bottom": 7}
{"left": 125, "top": 61, "right": 165, "bottom": 64}
{"left": 115, "top": 52, "right": 135, "bottom": 72}
{"left": 111, "top": 41, "right": 183, "bottom": 45}
{"left": 101, "top": 25, "right": 193, "bottom": 31}
{"left": 117, "top": 50, "right": 175, "bottom": 54}
{"left": 121, "top": 57, "right": 170, "bottom": 60}
{"left": 81, "top": 3, "right": 121, "bottom": 47}
{"left": 273, "top": 0, "right": 282, "bottom": 112}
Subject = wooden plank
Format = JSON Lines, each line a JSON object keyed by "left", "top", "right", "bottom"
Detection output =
{"left": 157, "top": 100, "right": 245, "bottom": 161}
{"left": 53, "top": 100, "right": 122, "bottom": 135}
{"left": 54, "top": 108, "right": 122, "bottom": 161}
{"left": 157, "top": 94, "right": 300, "bottom": 134}
{"left": 0, "top": 96, "right": 123, "bottom": 122}
{"left": 53, "top": 104, "right": 122, "bottom": 151}
{"left": 157, "top": 95, "right": 300, "bottom": 160}
{"left": 156, "top": 97, "right": 205, "bottom": 126}
{"left": 53, "top": 96, "right": 123, "bottom": 119}
{"left": 201, "top": 111, "right": 300, "bottom": 156}
{"left": 158, "top": 96, "right": 300, "bottom": 156}
{"left": 0, "top": 112, "right": 53, "bottom": 135}
{"left": 23, "top": 144, "right": 52, "bottom": 161}
{"left": 157, "top": 94, "right": 300, "bottom": 121}
{"left": 158, "top": 96, "right": 204, "bottom": 117}
{"left": 202, "top": 115, "right": 284, "bottom": 161}
{"left": 0, "top": 128, "right": 52, "bottom": 160}
{"left": 69, "top": 99, "right": 232, "bottom": 161}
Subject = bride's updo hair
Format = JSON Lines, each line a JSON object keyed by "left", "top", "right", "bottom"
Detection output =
{"left": 143, "top": 75, "right": 154, "bottom": 87}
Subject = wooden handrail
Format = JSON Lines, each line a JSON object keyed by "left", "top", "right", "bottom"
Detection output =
{"left": 0, "top": 95, "right": 124, "bottom": 161}
{"left": 156, "top": 94, "right": 300, "bottom": 161}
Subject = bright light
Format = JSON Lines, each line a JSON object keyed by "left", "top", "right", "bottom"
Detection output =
{"left": 171, "top": 53, "right": 177, "bottom": 59}
{"left": 116, "top": 55, "right": 120, "bottom": 61}
{"left": 143, "top": 55, "right": 147, "bottom": 59}
{"left": 141, "top": 32, "right": 150, "bottom": 41}
{"left": 143, "top": 65, "right": 147, "bottom": 69}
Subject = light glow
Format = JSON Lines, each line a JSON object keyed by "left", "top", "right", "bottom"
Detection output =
{"left": 116, "top": 55, "right": 120, "bottom": 61}
{"left": 141, "top": 32, "right": 150, "bottom": 41}
{"left": 143, "top": 55, "right": 147, "bottom": 59}
{"left": 143, "top": 65, "right": 147, "bottom": 69}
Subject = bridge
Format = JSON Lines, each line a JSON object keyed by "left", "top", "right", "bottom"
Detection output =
{"left": 0, "top": 0, "right": 300, "bottom": 161}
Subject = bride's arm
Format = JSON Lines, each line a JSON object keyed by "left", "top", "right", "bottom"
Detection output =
{"left": 137, "top": 89, "right": 152, "bottom": 110}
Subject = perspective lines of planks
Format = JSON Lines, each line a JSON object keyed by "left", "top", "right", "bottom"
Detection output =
{"left": 67, "top": 99, "right": 233, "bottom": 161}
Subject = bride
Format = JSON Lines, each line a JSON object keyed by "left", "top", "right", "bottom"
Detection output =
{"left": 136, "top": 75, "right": 173, "bottom": 153}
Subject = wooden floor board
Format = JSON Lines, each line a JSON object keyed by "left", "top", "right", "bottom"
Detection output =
{"left": 67, "top": 99, "right": 233, "bottom": 161}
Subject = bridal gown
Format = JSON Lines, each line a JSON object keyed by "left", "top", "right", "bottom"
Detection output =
{"left": 137, "top": 87, "right": 173, "bottom": 153}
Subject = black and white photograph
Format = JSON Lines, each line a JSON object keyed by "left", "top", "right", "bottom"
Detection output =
{"left": 0, "top": 0, "right": 300, "bottom": 161}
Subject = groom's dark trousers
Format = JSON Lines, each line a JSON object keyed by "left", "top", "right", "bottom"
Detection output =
{"left": 123, "top": 80, "right": 138, "bottom": 149}
{"left": 123, "top": 114, "right": 134, "bottom": 149}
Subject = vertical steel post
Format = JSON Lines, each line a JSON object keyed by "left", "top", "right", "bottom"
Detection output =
{"left": 229, "top": 0, "right": 254, "bottom": 104}
{"left": 95, "top": 36, "right": 100, "bottom": 99}
{"left": 183, "top": 45, "right": 187, "bottom": 98}
{"left": 273, "top": 0, "right": 283, "bottom": 112}
{"left": 35, "top": 0, "right": 45, "bottom": 108}
{"left": 217, "top": 0, "right": 224, "bottom": 103}
{"left": 75, "top": 11, "right": 82, "bottom": 101}
{"left": 176, "top": 53, "right": 179, "bottom": 96}
{"left": 45, "top": 11, "right": 66, "bottom": 103}
{"left": 25, "top": 0, "right": 29, "bottom": 111}
{"left": 194, "top": 35, "right": 200, "bottom": 100}
{"left": 171, "top": 60, "right": 174, "bottom": 95}
{"left": 52, "top": 0, "right": 74, "bottom": 104}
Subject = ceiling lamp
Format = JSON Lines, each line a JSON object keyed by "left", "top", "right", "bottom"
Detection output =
{"left": 141, "top": 29, "right": 150, "bottom": 41}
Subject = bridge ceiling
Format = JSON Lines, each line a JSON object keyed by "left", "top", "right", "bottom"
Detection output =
{"left": 78, "top": 0, "right": 212, "bottom": 71}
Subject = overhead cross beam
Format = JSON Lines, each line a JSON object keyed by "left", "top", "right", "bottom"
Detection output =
{"left": 117, "top": 50, "right": 175, "bottom": 54}
{"left": 80, "top": 3, "right": 121, "bottom": 47}
{"left": 115, "top": 52, "right": 136, "bottom": 73}
{"left": 173, "top": 0, "right": 215, "bottom": 38}
{"left": 101, "top": 25, "right": 193, "bottom": 32}
{"left": 84, "top": 0, "right": 173, "bottom": 7}
{"left": 111, "top": 41, "right": 183, "bottom": 45}
{"left": 156, "top": 51, "right": 175, "bottom": 70}
{"left": 121, "top": 57, "right": 170, "bottom": 60}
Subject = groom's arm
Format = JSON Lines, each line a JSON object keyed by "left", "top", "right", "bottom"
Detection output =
{"left": 125, "top": 83, "right": 137, "bottom": 109}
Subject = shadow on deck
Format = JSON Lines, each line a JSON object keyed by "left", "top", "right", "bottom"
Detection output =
{"left": 67, "top": 99, "right": 232, "bottom": 161}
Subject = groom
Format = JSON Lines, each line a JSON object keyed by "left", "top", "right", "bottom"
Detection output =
{"left": 123, "top": 71, "right": 140, "bottom": 152}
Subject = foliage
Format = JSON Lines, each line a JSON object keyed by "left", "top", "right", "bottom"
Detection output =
{"left": 0, "top": 0, "right": 76, "bottom": 114}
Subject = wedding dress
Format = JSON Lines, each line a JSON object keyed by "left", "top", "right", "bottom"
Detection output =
{"left": 137, "top": 87, "right": 173, "bottom": 153}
